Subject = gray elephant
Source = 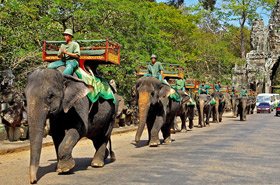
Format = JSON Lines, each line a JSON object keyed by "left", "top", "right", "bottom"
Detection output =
{"left": 231, "top": 94, "right": 238, "bottom": 117}
{"left": 237, "top": 97, "right": 248, "bottom": 121}
{"left": 135, "top": 77, "right": 180, "bottom": 147}
{"left": 211, "top": 91, "right": 226, "bottom": 123}
{"left": 249, "top": 96, "right": 256, "bottom": 114}
{"left": 171, "top": 91, "right": 194, "bottom": 133}
{"left": 25, "top": 69, "right": 118, "bottom": 184}
{"left": 196, "top": 94, "right": 212, "bottom": 127}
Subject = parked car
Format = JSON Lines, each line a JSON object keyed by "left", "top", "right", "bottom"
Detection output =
{"left": 256, "top": 102, "right": 272, "bottom": 113}
{"left": 276, "top": 103, "right": 280, "bottom": 116}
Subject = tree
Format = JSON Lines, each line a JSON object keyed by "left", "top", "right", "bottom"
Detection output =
{"left": 198, "top": 0, "right": 216, "bottom": 11}
{"left": 166, "top": 0, "right": 184, "bottom": 8}
{"left": 220, "top": 0, "right": 277, "bottom": 59}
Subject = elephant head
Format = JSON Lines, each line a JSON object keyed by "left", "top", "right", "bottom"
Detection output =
{"left": 135, "top": 77, "right": 173, "bottom": 143}
{"left": 25, "top": 69, "right": 93, "bottom": 184}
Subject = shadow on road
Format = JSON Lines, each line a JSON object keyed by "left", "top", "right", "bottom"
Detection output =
{"left": 37, "top": 157, "right": 115, "bottom": 182}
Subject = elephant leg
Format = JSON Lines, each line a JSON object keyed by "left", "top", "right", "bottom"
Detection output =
{"left": 188, "top": 106, "right": 194, "bottom": 129}
{"left": 149, "top": 116, "right": 164, "bottom": 147}
{"left": 56, "top": 129, "right": 80, "bottom": 173}
{"left": 146, "top": 121, "right": 153, "bottom": 145}
{"left": 161, "top": 122, "right": 172, "bottom": 144}
{"left": 170, "top": 117, "right": 177, "bottom": 134}
{"left": 50, "top": 117, "right": 65, "bottom": 160}
{"left": 205, "top": 107, "right": 210, "bottom": 126}
{"left": 180, "top": 114, "right": 187, "bottom": 133}
{"left": 198, "top": 110, "right": 202, "bottom": 128}
{"left": 91, "top": 136, "right": 109, "bottom": 167}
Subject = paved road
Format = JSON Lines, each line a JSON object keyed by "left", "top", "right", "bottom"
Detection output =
{"left": 0, "top": 112, "right": 280, "bottom": 185}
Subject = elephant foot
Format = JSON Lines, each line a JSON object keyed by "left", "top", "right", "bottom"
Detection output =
{"left": 206, "top": 124, "right": 210, "bottom": 127}
{"left": 149, "top": 140, "right": 160, "bottom": 147}
{"left": 197, "top": 124, "right": 202, "bottom": 128}
{"left": 180, "top": 129, "right": 187, "bottom": 133}
{"left": 110, "top": 151, "right": 116, "bottom": 162}
{"left": 163, "top": 137, "right": 172, "bottom": 144}
{"left": 56, "top": 157, "right": 75, "bottom": 173}
{"left": 91, "top": 160, "right": 104, "bottom": 167}
{"left": 189, "top": 124, "right": 193, "bottom": 129}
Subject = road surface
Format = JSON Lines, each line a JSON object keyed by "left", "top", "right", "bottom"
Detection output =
{"left": 0, "top": 112, "right": 279, "bottom": 184}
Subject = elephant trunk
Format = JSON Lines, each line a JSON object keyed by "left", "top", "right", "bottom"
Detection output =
{"left": 135, "top": 91, "right": 150, "bottom": 143}
{"left": 199, "top": 100, "right": 204, "bottom": 127}
{"left": 28, "top": 100, "right": 48, "bottom": 184}
{"left": 214, "top": 99, "right": 219, "bottom": 123}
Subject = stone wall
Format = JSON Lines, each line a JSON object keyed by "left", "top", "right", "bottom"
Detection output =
{"left": 232, "top": 0, "right": 280, "bottom": 93}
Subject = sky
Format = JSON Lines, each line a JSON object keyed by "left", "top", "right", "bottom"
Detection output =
{"left": 156, "top": 0, "right": 272, "bottom": 27}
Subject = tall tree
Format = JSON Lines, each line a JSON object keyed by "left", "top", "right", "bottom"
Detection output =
{"left": 198, "top": 0, "right": 216, "bottom": 11}
{"left": 220, "top": 0, "right": 277, "bottom": 59}
{"left": 166, "top": 0, "right": 184, "bottom": 8}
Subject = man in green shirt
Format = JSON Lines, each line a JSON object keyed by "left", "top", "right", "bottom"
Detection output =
{"left": 175, "top": 79, "right": 187, "bottom": 92}
{"left": 214, "top": 81, "right": 221, "bottom": 92}
{"left": 47, "top": 29, "right": 80, "bottom": 75}
{"left": 198, "top": 81, "right": 209, "bottom": 95}
{"left": 231, "top": 86, "right": 236, "bottom": 95}
{"left": 144, "top": 54, "right": 164, "bottom": 81}
{"left": 240, "top": 86, "right": 248, "bottom": 97}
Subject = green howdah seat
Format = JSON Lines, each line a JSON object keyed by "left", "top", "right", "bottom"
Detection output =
{"left": 46, "top": 49, "right": 106, "bottom": 56}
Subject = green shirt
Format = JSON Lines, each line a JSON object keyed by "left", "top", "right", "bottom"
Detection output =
{"left": 147, "top": 62, "right": 164, "bottom": 78}
{"left": 58, "top": 42, "right": 80, "bottom": 62}
{"left": 198, "top": 85, "right": 209, "bottom": 94}
{"left": 175, "top": 79, "right": 186, "bottom": 91}
{"left": 240, "top": 89, "right": 248, "bottom": 97}
{"left": 214, "top": 84, "right": 221, "bottom": 92}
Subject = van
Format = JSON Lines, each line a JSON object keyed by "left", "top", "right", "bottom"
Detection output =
{"left": 256, "top": 93, "right": 274, "bottom": 109}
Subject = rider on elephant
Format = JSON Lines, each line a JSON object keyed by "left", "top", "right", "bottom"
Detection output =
{"left": 214, "top": 81, "right": 221, "bottom": 92}
{"left": 144, "top": 54, "right": 164, "bottom": 81}
{"left": 47, "top": 29, "right": 80, "bottom": 75}
{"left": 239, "top": 86, "right": 248, "bottom": 97}
{"left": 231, "top": 86, "right": 236, "bottom": 95}
{"left": 198, "top": 81, "right": 209, "bottom": 95}
{"left": 175, "top": 79, "right": 187, "bottom": 93}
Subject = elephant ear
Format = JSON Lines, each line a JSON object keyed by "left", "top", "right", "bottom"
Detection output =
{"left": 62, "top": 75, "right": 94, "bottom": 113}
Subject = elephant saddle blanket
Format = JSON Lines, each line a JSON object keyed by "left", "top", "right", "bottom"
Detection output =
{"left": 75, "top": 67, "right": 116, "bottom": 104}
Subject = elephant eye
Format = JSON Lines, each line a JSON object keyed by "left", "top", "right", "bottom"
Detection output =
{"left": 151, "top": 91, "right": 155, "bottom": 96}
{"left": 47, "top": 93, "right": 54, "bottom": 102}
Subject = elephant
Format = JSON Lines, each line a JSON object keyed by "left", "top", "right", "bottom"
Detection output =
{"left": 247, "top": 96, "right": 256, "bottom": 114}
{"left": 230, "top": 94, "right": 238, "bottom": 117}
{"left": 196, "top": 94, "right": 212, "bottom": 127}
{"left": 171, "top": 91, "right": 194, "bottom": 133}
{"left": 25, "top": 69, "right": 118, "bottom": 184}
{"left": 211, "top": 91, "right": 226, "bottom": 123}
{"left": 249, "top": 96, "right": 256, "bottom": 114}
{"left": 237, "top": 96, "right": 248, "bottom": 121}
{"left": 135, "top": 77, "right": 180, "bottom": 147}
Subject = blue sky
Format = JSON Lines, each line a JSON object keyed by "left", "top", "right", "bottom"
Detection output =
{"left": 156, "top": 0, "right": 272, "bottom": 26}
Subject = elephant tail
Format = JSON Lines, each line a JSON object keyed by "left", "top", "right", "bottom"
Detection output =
{"left": 109, "top": 137, "right": 116, "bottom": 161}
